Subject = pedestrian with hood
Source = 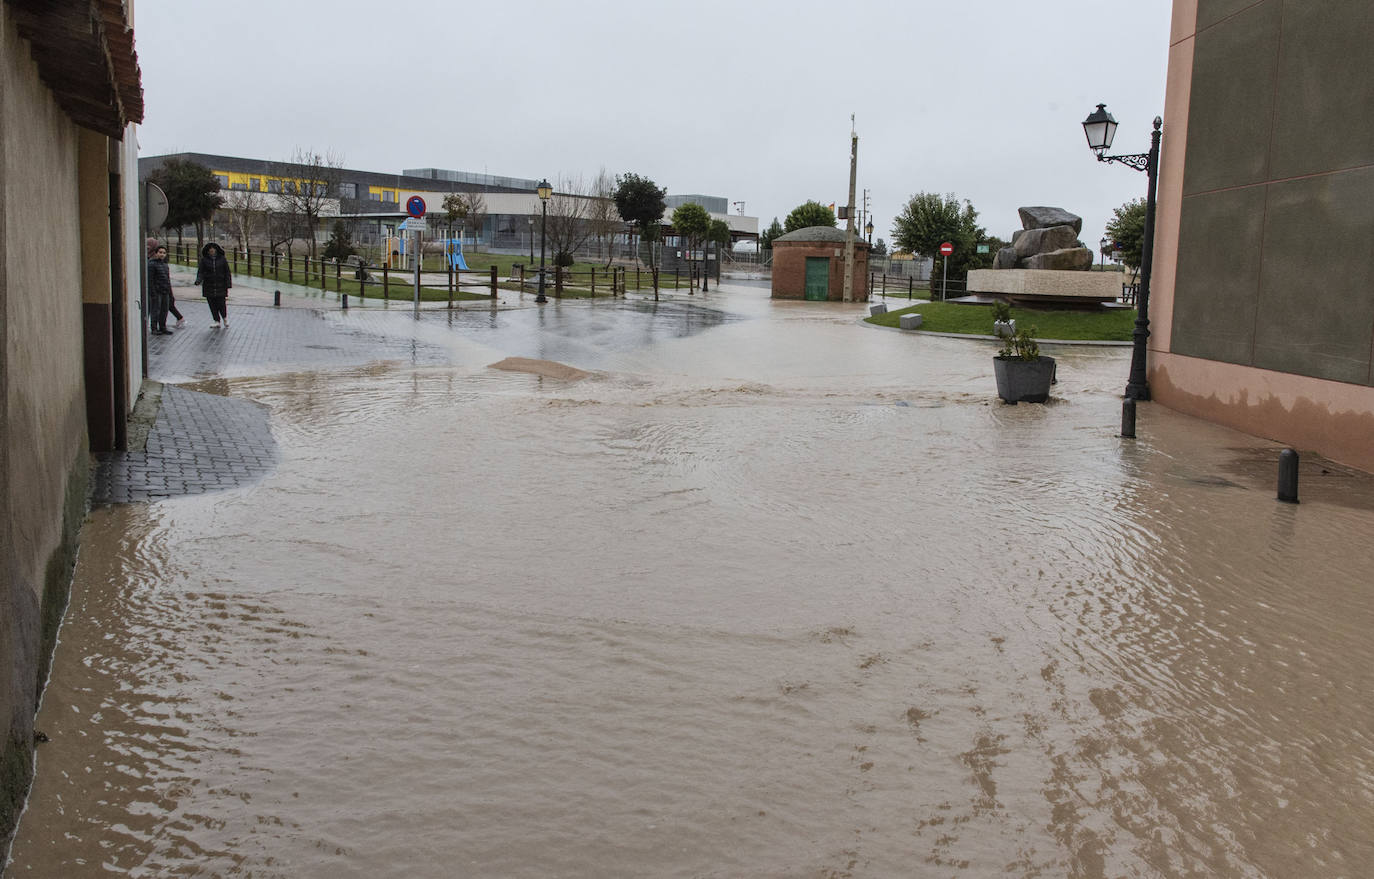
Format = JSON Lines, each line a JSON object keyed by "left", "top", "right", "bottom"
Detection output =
{"left": 148, "top": 237, "right": 184, "bottom": 326}
{"left": 195, "top": 241, "right": 233, "bottom": 327}
{"left": 147, "top": 241, "right": 174, "bottom": 335}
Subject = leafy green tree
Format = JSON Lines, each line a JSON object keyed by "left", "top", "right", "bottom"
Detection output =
{"left": 891, "top": 192, "right": 987, "bottom": 289}
{"left": 442, "top": 192, "right": 467, "bottom": 244}
{"left": 147, "top": 158, "right": 223, "bottom": 250}
{"left": 783, "top": 200, "right": 836, "bottom": 233}
{"left": 322, "top": 220, "right": 356, "bottom": 261}
{"left": 759, "top": 217, "right": 784, "bottom": 250}
{"left": 672, "top": 202, "right": 711, "bottom": 287}
{"left": 1105, "top": 198, "right": 1146, "bottom": 271}
{"left": 613, "top": 172, "right": 667, "bottom": 268}
{"left": 872, "top": 237, "right": 887, "bottom": 256}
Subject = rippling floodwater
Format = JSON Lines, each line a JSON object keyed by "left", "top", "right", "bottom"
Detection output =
{"left": 9, "top": 289, "right": 1374, "bottom": 877}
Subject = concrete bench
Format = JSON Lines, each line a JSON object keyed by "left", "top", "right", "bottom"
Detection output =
{"left": 870, "top": 303, "right": 888, "bottom": 316}
{"left": 899, "top": 313, "right": 923, "bottom": 330}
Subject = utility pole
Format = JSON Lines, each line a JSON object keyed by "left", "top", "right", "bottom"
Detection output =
{"left": 842, "top": 115, "right": 858, "bottom": 303}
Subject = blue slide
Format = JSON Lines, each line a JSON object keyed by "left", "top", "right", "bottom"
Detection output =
{"left": 445, "top": 239, "right": 470, "bottom": 271}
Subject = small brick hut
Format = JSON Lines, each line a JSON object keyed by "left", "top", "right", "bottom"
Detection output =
{"left": 771, "top": 226, "right": 870, "bottom": 301}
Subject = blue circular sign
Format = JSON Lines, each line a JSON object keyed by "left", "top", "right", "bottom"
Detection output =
{"left": 406, "top": 196, "right": 426, "bottom": 218}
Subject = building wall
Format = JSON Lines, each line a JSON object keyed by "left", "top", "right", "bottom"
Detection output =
{"left": 1, "top": 6, "right": 96, "bottom": 843}
{"left": 771, "top": 242, "right": 870, "bottom": 301}
{"left": 1152, "top": 0, "right": 1374, "bottom": 471}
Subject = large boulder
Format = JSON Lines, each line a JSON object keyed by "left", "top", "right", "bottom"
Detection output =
{"left": 1018, "top": 206, "right": 1083, "bottom": 235}
{"left": 993, "top": 246, "right": 1019, "bottom": 269}
{"left": 1011, "top": 224, "right": 1080, "bottom": 260}
{"left": 1019, "top": 246, "right": 1094, "bottom": 271}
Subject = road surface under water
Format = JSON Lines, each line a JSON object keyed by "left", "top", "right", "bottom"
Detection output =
{"left": 9, "top": 285, "right": 1374, "bottom": 877}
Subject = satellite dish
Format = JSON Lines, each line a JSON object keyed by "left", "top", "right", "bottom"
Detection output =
{"left": 145, "top": 181, "right": 169, "bottom": 230}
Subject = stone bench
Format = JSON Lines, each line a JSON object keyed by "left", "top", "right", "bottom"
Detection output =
{"left": 899, "top": 313, "right": 923, "bottom": 330}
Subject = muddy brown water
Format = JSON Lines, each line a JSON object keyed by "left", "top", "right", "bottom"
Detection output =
{"left": 8, "top": 288, "right": 1374, "bottom": 877}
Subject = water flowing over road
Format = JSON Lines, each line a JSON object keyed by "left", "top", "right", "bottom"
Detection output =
{"left": 9, "top": 284, "right": 1374, "bottom": 877}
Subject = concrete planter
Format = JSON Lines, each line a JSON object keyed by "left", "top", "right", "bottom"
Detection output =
{"left": 993, "top": 355, "right": 1056, "bottom": 404}
{"left": 993, "top": 319, "right": 1016, "bottom": 338}
{"left": 870, "top": 303, "right": 888, "bottom": 316}
{"left": 898, "top": 312, "right": 923, "bottom": 330}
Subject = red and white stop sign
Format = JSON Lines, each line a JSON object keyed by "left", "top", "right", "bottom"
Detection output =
{"left": 939, "top": 242, "right": 954, "bottom": 255}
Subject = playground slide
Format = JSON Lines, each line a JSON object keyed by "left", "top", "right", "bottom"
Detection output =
{"left": 446, "top": 239, "right": 470, "bottom": 271}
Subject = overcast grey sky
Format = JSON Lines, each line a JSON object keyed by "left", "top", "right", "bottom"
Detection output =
{"left": 134, "top": 0, "right": 1172, "bottom": 253}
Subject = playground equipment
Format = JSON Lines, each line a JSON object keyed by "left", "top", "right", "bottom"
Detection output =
{"left": 442, "top": 238, "right": 470, "bottom": 271}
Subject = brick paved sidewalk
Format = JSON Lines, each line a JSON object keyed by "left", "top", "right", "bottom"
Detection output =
{"left": 92, "top": 383, "right": 278, "bottom": 505}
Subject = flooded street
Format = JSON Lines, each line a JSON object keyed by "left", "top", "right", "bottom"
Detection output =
{"left": 9, "top": 284, "right": 1374, "bottom": 877}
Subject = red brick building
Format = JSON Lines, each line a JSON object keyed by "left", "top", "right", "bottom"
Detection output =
{"left": 771, "top": 226, "right": 870, "bottom": 301}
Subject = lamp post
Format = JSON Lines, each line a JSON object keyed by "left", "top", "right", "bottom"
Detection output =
{"left": 1099, "top": 235, "right": 1110, "bottom": 271}
{"left": 536, "top": 179, "right": 552, "bottom": 304}
{"left": 1083, "top": 103, "right": 1161, "bottom": 401}
{"left": 865, "top": 217, "right": 874, "bottom": 247}
{"left": 528, "top": 216, "right": 534, "bottom": 263}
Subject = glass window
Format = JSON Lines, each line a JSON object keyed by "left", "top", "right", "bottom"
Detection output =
{"left": 339, "top": 182, "right": 357, "bottom": 199}
{"left": 250, "top": 178, "right": 261, "bottom": 191}
{"left": 213, "top": 175, "right": 228, "bottom": 189}
{"left": 268, "top": 179, "right": 282, "bottom": 193}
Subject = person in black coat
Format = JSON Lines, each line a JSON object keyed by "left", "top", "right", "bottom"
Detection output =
{"left": 195, "top": 242, "right": 233, "bottom": 327}
{"left": 147, "top": 243, "right": 174, "bottom": 334}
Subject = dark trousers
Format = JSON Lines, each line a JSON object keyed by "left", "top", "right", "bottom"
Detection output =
{"left": 151, "top": 291, "right": 170, "bottom": 331}
{"left": 206, "top": 295, "right": 228, "bottom": 322}
{"left": 168, "top": 294, "right": 183, "bottom": 321}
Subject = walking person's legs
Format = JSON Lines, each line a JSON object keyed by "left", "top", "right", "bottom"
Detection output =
{"left": 206, "top": 296, "right": 221, "bottom": 324}
{"left": 169, "top": 294, "right": 184, "bottom": 325}
{"left": 153, "top": 291, "right": 171, "bottom": 333}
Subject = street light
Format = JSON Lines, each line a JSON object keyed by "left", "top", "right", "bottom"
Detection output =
{"left": 536, "top": 178, "right": 552, "bottom": 303}
{"left": 1099, "top": 235, "right": 1110, "bottom": 272}
{"left": 865, "top": 217, "right": 874, "bottom": 246}
{"left": 1083, "top": 103, "right": 1161, "bottom": 401}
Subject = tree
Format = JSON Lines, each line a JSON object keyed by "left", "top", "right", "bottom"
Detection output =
{"left": 672, "top": 202, "right": 710, "bottom": 286}
{"left": 759, "top": 217, "right": 784, "bottom": 251}
{"left": 872, "top": 237, "right": 888, "bottom": 257}
{"left": 146, "top": 158, "right": 223, "bottom": 251}
{"left": 1106, "top": 198, "right": 1146, "bottom": 271}
{"left": 783, "top": 200, "right": 836, "bottom": 233}
{"left": 613, "top": 172, "right": 667, "bottom": 268}
{"left": 456, "top": 190, "right": 487, "bottom": 243}
{"left": 322, "top": 221, "right": 356, "bottom": 261}
{"left": 272, "top": 147, "right": 344, "bottom": 258}
{"left": 890, "top": 192, "right": 988, "bottom": 290}
{"left": 220, "top": 187, "right": 265, "bottom": 257}
{"left": 441, "top": 192, "right": 468, "bottom": 245}
{"left": 543, "top": 175, "right": 595, "bottom": 266}
{"left": 587, "top": 169, "right": 621, "bottom": 266}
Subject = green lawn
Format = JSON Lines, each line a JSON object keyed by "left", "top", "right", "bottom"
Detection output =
{"left": 866, "top": 301, "right": 1136, "bottom": 341}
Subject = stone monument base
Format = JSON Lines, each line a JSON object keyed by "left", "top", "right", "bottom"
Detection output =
{"left": 967, "top": 269, "right": 1123, "bottom": 305}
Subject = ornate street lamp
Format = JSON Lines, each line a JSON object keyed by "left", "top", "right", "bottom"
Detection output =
{"left": 1083, "top": 103, "right": 1161, "bottom": 401}
{"left": 536, "top": 179, "right": 552, "bottom": 304}
{"left": 1099, "top": 235, "right": 1110, "bottom": 271}
{"left": 865, "top": 217, "right": 874, "bottom": 246}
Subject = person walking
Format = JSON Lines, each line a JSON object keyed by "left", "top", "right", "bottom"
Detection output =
{"left": 147, "top": 242, "right": 174, "bottom": 335}
{"left": 150, "top": 236, "right": 186, "bottom": 326}
{"left": 195, "top": 242, "right": 233, "bottom": 327}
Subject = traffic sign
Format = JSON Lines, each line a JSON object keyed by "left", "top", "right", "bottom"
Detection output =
{"left": 939, "top": 242, "right": 954, "bottom": 255}
{"left": 406, "top": 195, "right": 427, "bottom": 218}
{"left": 400, "top": 217, "right": 427, "bottom": 233}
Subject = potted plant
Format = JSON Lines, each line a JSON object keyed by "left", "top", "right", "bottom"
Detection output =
{"left": 993, "top": 325, "right": 1056, "bottom": 404}
{"left": 992, "top": 300, "right": 1016, "bottom": 338}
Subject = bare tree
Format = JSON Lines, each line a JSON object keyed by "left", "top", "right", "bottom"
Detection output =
{"left": 457, "top": 190, "right": 486, "bottom": 245}
{"left": 220, "top": 187, "right": 266, "bottom": 256}
{"left": 586, "top": 168, "right": 621, "bottom": 266}
{"left": 543, "top": 175, "right": 594, "bottom": 265}
{"left": 441, "top": 192, "right": 467, "bottom": 246}
{"left": 272, "top": 147, "right": 344, "bottom": 258}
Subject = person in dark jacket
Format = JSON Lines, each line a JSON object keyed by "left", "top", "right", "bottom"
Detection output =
{"left": 195, "top": 242, "right": 233, "bottom": 327}
{"left": 147, "top": 243, "right": 174, "bottom": 334}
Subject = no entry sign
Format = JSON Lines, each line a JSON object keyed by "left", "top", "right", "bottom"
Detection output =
{"left": 939, "top": 242, "right": 954, "bottom": 255}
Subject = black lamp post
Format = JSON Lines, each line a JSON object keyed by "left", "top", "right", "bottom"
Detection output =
{"left": 536, "top": 179, "right": 552, "bottom": 303}
{"left": 1083, "top": 103, "right": 1161, "bottom": 401}
{"left": 1099, "top": 235, "right": 1110, "bottom": 271}
{"left": 865, "top": 217, "right": 874, "bottom": 247}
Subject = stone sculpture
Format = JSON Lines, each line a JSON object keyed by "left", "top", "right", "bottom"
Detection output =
{"left": 993, "top": 206, "right": 1093, "bottom": 271}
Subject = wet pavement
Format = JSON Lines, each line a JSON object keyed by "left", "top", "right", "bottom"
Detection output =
{"left": 9, "top": 276, "right": 1374, "bottom": 878}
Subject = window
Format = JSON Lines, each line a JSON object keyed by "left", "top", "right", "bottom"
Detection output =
{"left": 339, "top": 182, "right": 357, "bottom": 199}
{"left": 382, "top": 190, "right": 397, "bottom": 203}
{"left": 268, "top": 179, "right": 282, "bottom": 193}
{"left": 250, "top": 177, "right": 261, "bottom": 191}
{"left": 231, "top": 183, "right": 247, "bottom": 191}
{"left": 213, "top": 174, "right": 229, "bottom": 189}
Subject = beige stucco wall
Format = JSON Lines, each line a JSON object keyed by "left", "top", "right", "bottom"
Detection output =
{"left": 967, "top": 269, "right": 1122, "bottom": 300}
{"left": 1152, "top": 0, "right": 1374, "bottom": 472}
{"left": 2, "top": 5, "right": 91, "bottom": 837}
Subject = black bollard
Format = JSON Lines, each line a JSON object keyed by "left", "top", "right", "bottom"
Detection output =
{"left": 341, "top": 293, "right": 349, "bottom": 310}
{"left": 273, "top": 290, "right": 281, "bottom": 307}
{"left": 1120, "top": 398, "right": 1136, "bottom": 438}
{"left": 1278, "top": 448, "right": 1300, "bottom": 504}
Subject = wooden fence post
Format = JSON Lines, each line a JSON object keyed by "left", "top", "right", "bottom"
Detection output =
{"left": 288, "top": 254, "right": 294, "bottom": 283}
{"left": 490, "top": 265, "right": 498, "bottom": 299}
{"left": 555, "top": 264, "right": 563, "bottom": 298}
{"left": 653, "top": 268, "right": 659, "bottom": 297}
{"left": 336, "top": 259, "right": 342, "bottom": 293}
{"left": 321, "top": 257, "right": 327, "bottom": 291}
{"left": 590, "top": 266, "right": 596, "bottom": 297}
{"left": 382, "top": 264, "right": 389, "bottom": 300}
